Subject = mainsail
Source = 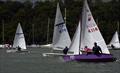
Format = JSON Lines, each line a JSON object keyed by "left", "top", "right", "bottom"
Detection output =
{"left": 13, "top": 23, "right": 26, "bottom": 50}
{"left": 80, "top": 0, "right": 110, "bottom": 54}
{"left": 52, "top": 3, "right": 71, "bottom": 50}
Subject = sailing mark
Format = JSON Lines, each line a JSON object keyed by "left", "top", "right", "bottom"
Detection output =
{"left": 56, "top": 22, "right": 66, "bottom": 33}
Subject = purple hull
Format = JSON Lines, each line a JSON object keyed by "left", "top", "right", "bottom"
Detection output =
{"left": 63, "top": 54, "right": 116, "bottom": 62}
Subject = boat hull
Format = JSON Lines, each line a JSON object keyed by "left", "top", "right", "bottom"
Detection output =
{"left": 6, "top": 49, "right": 28, "bottom": 53}
{"left": 63, "top": 54, "right": 116, "bottom": 62}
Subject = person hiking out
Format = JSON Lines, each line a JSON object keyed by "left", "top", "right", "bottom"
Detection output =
{"left": 92, "top": 42, "right": 102, "bottom": 55}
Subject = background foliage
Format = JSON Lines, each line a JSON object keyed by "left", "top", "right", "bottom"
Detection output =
{"left": 0, "top": 0, "right": 120, "bottom": 45}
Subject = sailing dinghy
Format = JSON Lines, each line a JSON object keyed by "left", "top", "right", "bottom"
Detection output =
{"left": 6, "top": 23, "right": 27, "bottom": 53}
{"left": 63, "top": 0, "right": 116, "bottom": 62}
{"left": 43, "top": 3, "right": 71, "bottom": 56}
{"left": 107, "top": 31, "right": 120, "bottom": 49}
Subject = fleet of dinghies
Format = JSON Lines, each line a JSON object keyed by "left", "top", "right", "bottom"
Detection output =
{"left": 2, "top": 0, "right": 117, "bottom": 62}
{"left": 107, "top": 31, "right": 120, "bottom": 49}
{"left": 6, "top": 23, "right": 27, "bottom": 53}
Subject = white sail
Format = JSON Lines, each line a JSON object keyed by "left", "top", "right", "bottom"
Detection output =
{"left": 52, "top": 3, "right": 71, "bottom": 50}
{"left": 69, "top": 21, "right": 81, "bottom": 55}
{"left": 80, "top": 0, "right": 110, "bottom": 54}
{"left": 108, "top": 31, "right": 120, "bottom": 48}
{"left": 13, "top": 23, "right": 26, "bottom": 50}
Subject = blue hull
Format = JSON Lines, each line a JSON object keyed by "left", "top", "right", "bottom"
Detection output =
{"left": 63, "top": 54, "right": 116, "bottom": 62}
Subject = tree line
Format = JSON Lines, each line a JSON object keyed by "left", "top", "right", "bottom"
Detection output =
{"left": 0, "top": 0, "right": 120, "bottom": 45}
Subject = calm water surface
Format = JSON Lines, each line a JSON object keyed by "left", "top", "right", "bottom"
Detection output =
{"left": 0, "top": 47, "right": 120, "bottom": 73}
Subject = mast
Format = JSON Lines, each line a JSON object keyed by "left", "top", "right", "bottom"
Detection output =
{"left": 32, "top": 23, "right": 35, "bottom": 44}
{"left": 117, "top": 21, "right": 119, "bottom": 36}
{"left": 79, "top": 0, "right": 86, "bottom": 54}
{"left": 2, "top": 20, "right": 4, "bottom": 45}
{"left": 47, "top": 17, "right": 50, "bottom": 44}
{"left": 61, "top": 0, "right": 66, "bottom": 24}
{"left": 64, "top": 7, "right": 66, "bottom": 24}
{"left": 32, "top": 0, "right": 35, "bottom": 45}
{"left": 79, "top": 21, "right": 82, "bottom": 54}
{"left": 96, "top": 18, "right": 98, "bottom": 25}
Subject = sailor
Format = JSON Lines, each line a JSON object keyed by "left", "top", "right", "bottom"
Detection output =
{"left": 111, "top": 44, "right": 115, "bottom": 48}
{"left": 17, "top": 46, "right": 21, "bottom": 51}
{"left": 63, "top": 46, "right": 69, "bottom": 55}
{"left": 92, "top": 42, "right": 102, "bottom": 55}
{"left": 84, "top": 46, "right": 92, "bottom": 55}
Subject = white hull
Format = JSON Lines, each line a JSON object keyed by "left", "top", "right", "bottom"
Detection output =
{"left": 40, "top": 44, "right": 64, "bottom": 51}
{"left": 42, "top": 52, "right": 73, "bottom": 57}
{"left": 6, "top": 49, "right": 17, "bottom": 53}
{"left": 6, "top": 49, "right": 28, "bottom": 53}
{"left": 27, "top": 44, "right": 40, "bottom": 48}
{"left": 40, "top": 44, "right": 52, "bottom": 48}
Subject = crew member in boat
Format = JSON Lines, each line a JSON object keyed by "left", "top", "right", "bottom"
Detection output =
{"left": 92, "top": 42, "right": 102, "bottom": 55}
{"left": 111, "top": 44, "right": 115, "bottom": 48}
{"left": 17, "top": 46, "right": 21, "bottom": 51}
{"left": 84, "top": 46, "right": 92, "bottom": 55}
{"left": 63, "top": 46, "right": 69, "bottom": 55}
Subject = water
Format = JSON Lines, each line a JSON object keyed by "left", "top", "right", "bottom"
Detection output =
{"left": 0, "top": 48, "right": 120, "bottom": 73}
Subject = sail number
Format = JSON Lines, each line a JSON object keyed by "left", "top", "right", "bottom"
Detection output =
{"left": 57, "top": 24, "right": 66, "bottom": 33}
{"left": 88, "top": 27, "right": 98, "bottom": 32}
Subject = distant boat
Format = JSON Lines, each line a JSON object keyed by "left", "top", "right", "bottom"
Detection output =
{"left": 63, "top": 0, "right": 116, "bottom": 62}
{"left": 6, "top": 23, "right": 27, "bottom": 53}
{"left": 42, "top": 3, "right": 71, "bottom": 56}
{"left": 107, "top": 31, "right": 120, "bottom": 49}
